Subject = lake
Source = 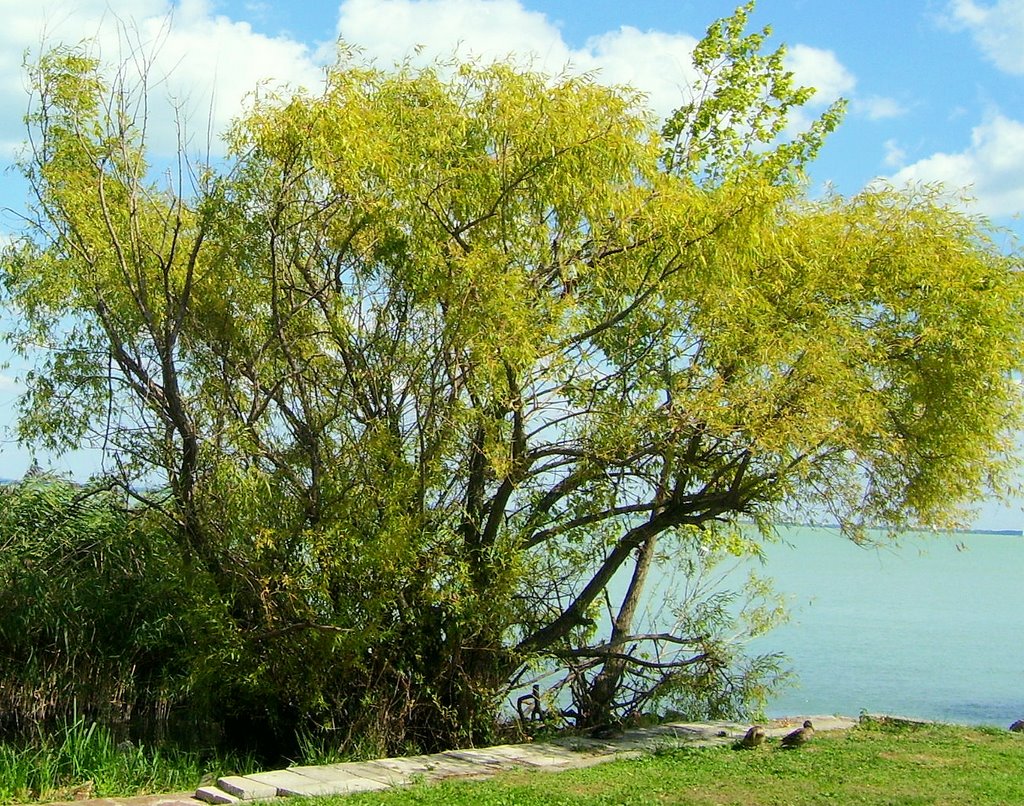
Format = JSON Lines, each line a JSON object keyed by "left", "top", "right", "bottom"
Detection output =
{"left": 746, "top": 526, "right": 1024, "bottom": 726}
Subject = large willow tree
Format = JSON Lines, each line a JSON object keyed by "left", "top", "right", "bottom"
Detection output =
{"left": 4, "top": 4, "right": 1022, "bottom": 751}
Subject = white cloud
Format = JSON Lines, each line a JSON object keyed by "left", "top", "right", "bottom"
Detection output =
{"left": 946, "top": 0, "right": 1024, "bottom": 74}
{"left": 778, "top": 43, "right": 864, "bottom": 136}
{"left": 336, "top": 0, "right": 571, "bottom": 68}
{"left": 334, "top": 0, "right": 702, "bottom": 119}
{"left": 783, "top": 44, "right": 856, "bottom": 106}
{"left": 0, "top": 0, "right": 879, "bottom": 178}
{"left": 883, "top": 139, "right": 907, "bottom": 169}
{"left": 574, "top": 27, "right": 700, "bottom": 120}
{"left": 0, "top": 0, "right": 324, "bottom": 161}
{"left": 885, "top": 113, "right": 1024, "bottom": 217}
{"left": 333, "top": 1, "right": 874, "bottom": 126}
{"left": 854, "top": 95, "right": 907, "bottom": 121}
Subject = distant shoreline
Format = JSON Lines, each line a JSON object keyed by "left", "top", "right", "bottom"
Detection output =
{"left": 955, "top": 528, "right": 1024, "bottom": 536}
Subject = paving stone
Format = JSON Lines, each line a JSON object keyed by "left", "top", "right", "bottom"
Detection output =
{"left": 194, "top": 786, "right": 239, "bottom": 805}
{"left": 415, "top": 755, "right": 494, "bottom": 780}
{"left": 548, "top": 736, "right": 622, "bottom": 753}
{"left": 291, "top": 761, "right": 410, "bottom": 786}
{"left": 214, "top": 776, "right": 278, "bottom": 801}
{"left": 371, "top": 756, "right": 440, "bottom": 776}
{"left": 860, "top": 713, "right": 935, "bottom": 727}
{"left": 243, "top": 770, "right": 388, "bottom": 798}
{"left": 476, "top": 745, "right": 575, "bottom": 768}
{"left": 442, "top": 749, "right": 517, "bottom": 767}
{"left": 48, "top": 797, "right": 205, "bottom": 806}
{"left": 369, "top": 753, "right": 496, "bottom": 782}
{"left": 660, "top": 721, "right": 730, "bottom": 738}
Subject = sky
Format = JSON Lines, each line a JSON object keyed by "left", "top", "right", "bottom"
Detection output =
{"left": 0, "top": 0, "right": 1021, "bottom": 527}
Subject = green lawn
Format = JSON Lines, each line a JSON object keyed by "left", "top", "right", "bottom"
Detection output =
{"left": 315, "top": 721, "right": 1024, "bottom": 805}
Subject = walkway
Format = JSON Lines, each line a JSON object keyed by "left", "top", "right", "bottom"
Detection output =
{"left": 171, "top": 714, "right": 856, "bottom": 803}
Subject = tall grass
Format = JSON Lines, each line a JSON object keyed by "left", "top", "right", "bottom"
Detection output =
{"left": 0, "top": 717, "right": 254, "bottom": 804}
{"left": 0, "top": 477, "right": 198, "bottom": 729}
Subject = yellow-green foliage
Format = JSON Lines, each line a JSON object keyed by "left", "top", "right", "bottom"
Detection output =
{"left": 2, "top": 2, "right": 1022, "bottom": 753}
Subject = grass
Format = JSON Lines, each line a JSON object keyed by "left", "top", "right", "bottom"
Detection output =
{"left": 304, "top": 720, "right": 1024, "bottom": 806}
{"left": 0, "top": 719, "right": 255, "bottom": 804}
{"left": 5, "top": 718, "right": 1023, "bottom": 804}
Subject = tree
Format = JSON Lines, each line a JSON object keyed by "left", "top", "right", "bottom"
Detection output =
{"left": 3, "top": 3, "right": 1022, "bottom": 751}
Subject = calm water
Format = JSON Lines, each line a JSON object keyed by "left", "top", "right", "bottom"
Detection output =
{"left": 747, "top": 526, "right": 1024, "bottom": 725}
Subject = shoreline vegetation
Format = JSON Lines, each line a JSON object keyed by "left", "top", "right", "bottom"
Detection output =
{"left": 0, "top": 717, "right": 1021, "bottom": 804}
{"left": 0, "top": 718, "right": 257, "bottom": 804}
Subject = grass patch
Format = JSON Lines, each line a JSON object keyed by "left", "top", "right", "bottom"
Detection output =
{"left": 0, "top": 719, "right": 255, "bottom": 804}
{"left": 308, "top": 721, "right": 1024, "bottom": 805}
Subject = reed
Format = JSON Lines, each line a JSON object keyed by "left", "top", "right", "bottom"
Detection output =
{"left": 0, "top": 718, "right": 253, "bottom": 804}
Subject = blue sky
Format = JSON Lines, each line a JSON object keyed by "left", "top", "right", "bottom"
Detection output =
{"left": 0, "top": 0, "right": 1022, "bottom": 526}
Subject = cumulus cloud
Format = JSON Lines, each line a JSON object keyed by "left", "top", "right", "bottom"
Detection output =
{"left": 783, "top": 44, "right": 857, "bottom": 106}
{"left": 0, "top": 0, "right": 324, "bottom": 161}
{"left": 335, "top": 0, "right": 703, "bottom": 119}
{"left": 336, "top": 0, "right": 572, "bottom": 69}
{"left": 0, "top": 0, "right": 911, "bottom": 207}
{"left": 945, "top": 0, "right": 1024, "bottom": 74}
{"left": 333, "top": 1, "right": 878, "bottom": 127}
{"left": 573, "top": 27, "right": 700, "bottom": 120}
{"left": 885, "top": 113, "right": 1024, "bottom": 217}
{"left": 773, "top": 44, "right": 857, "bottom": 136}
{"left": 0, "top": 0, "right": 877, "bottom": 162}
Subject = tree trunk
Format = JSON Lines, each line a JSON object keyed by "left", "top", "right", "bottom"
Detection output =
{"left": 583, "top": 530, "right": 658, "bottom": 725}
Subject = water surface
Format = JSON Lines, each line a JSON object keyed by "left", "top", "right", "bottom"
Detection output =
{"left": 748, "top": 526, "right": 1024, "bottom": 725}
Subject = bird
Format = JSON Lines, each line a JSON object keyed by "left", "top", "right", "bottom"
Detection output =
{"left": 1010, "top": 719, "right": 1024, "bottom": 733}
{"left": 781, "top": 719, "right": 815, "bottom": 748}
{"left": 734, "top": 725, "right": 766, "bottom": 749}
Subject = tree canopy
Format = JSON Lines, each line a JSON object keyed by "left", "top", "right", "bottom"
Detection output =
{"left": 3, "top": 2, "right": 1022, "bottom": 753}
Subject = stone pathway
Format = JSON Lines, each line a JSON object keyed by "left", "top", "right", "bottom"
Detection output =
{"left": 172, "top": 714, "right": 854, "bottom": 803}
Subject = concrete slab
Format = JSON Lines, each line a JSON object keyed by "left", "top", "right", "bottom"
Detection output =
{"left": 547, "top": 736, "right": 622, "bottom": 753}
{"left": 214, "top": 777, "right": 277, "bottom": 801}
{"left": 371, "top": 756, "right": 440, "bottom": 776}
{"left": 763, "top": 715, "right": 857, "bottom": 738}
{"left": 284, "top": 778, "right": 389, "bottom": 797}
{"left": 288, "top": 762, "right": 407, "bottom": 787}
{"left": 414, "top": 755, "right": 496, "bottom": 780}
{"left": 243, "top": 770, "right": 387, "bottom": 798}
{"left": 859, "top": 713, "right": 935, "bottom": 727}
{"left": 49, "top": 796, "right": 205, "bottom": 806}
{"left": 475, "top": 745, "right": 576, "bottom": 768}
{"left": 442, "top": 749, "right": 516, "bottom": 767}
{"left": 276, "top": 779, "right": 382, "bottom": 798}
{"left": 194, "top": 787, "right": 239, "bottom": 805}
{"left": 366, "top": 754, "right": 493, "bottom": 781}
{"left": 660, "top": 722, "right": 732, "bottom": 738}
